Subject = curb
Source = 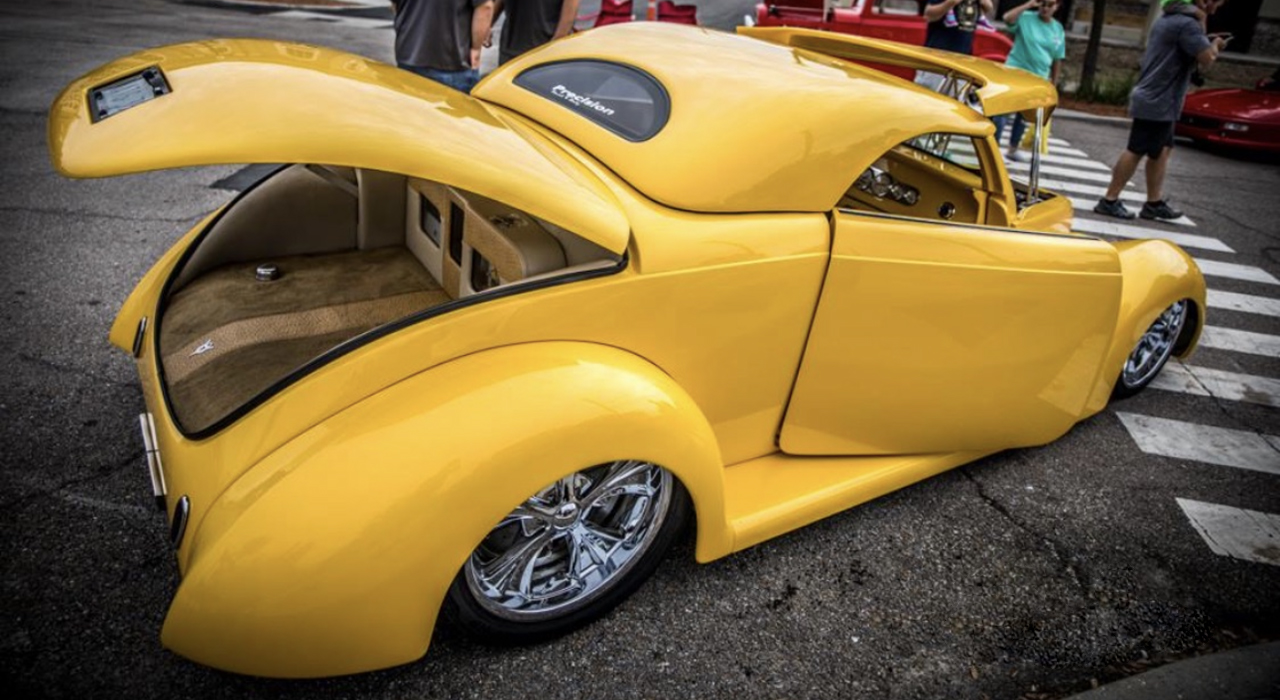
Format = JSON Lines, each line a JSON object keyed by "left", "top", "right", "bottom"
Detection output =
{"left": 1064, "top": 641, "right": 1280, "bottom": 700}
{"left": 1053, "top": 108, "right": 1130, "bottom": 126}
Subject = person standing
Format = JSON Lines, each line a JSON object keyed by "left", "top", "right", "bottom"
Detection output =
{"left": 915, "top": 0, "right": 993, "bottom": 91}
{"left": 391, "top": 0, "right": 495, "bottom": 94}
{"left": 996, "top": 0, "right": 1066, "bottom": 162}
{"left": 492, "top": 0, "right": 580, "bottom": 66}
{"left": 1094, "top": 0, "right": 1227, "bottom": 221}
{"left": 923, "top": 0, "right": 995, "bottom": 55}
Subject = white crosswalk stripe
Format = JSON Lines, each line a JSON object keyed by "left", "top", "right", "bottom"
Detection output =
{"left": 1198, "top": 326, "right": 1280, "bottom": 357}
{"left": 1116, "top": 413, "right": 1280, "bottom": 476}
{"left": 1194, "top": 259, "right": 1280, "bottom": 285}
{"left": 1006, "top": 154, "right": 1112, "bottom": 172}
{"left": 1152, "top": 362, "right": 1280, "bottom": 409}
{"left": 1208, "top": 290, "right": 1280, "bottom": 318}
{"left": 1177, "top": 499, "right": 1280, "bottom": 566}
{"left": 1009, "top": 162, "right": 1115, "bottom": 184}
{"left": 1070, "top": 217, "right": 1232, "bottom": 253}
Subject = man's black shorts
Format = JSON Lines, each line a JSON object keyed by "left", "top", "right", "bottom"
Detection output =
{"left": 1126, "top": 118, "right": 1175, "bottom": 158}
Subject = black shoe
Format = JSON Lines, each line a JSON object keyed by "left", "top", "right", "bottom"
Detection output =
{"left": 1094, "top": 198, "right": 1136, "bottom": 220}
{"left": 1140, "top": 200, "right": 1184, "bottom": 220}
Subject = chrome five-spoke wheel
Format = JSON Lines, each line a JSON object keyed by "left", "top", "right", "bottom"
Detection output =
{"left": 1114, "top": 299, "right": 1190, "bottom": 398}
{"left": 447, "top": 460, "right": 688, "bottom": 643}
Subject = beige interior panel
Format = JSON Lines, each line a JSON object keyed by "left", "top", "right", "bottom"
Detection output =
{"left": 172, "top": 164, "right": 358, "bottom": 290}
{"left": 357, "top": 169, "right": 407, "bottom": 250}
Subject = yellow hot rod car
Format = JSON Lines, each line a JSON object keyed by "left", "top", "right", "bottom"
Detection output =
{"left": 49, "top": 23, "right": 1204, "bottom": 678}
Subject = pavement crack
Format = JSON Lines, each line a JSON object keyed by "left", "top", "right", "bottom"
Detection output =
{"left": 0, "top": 205, "right": 201, "bottom": 225}
{"left": 1174, "top": 360, "right": 1280, "bottom": 441}
{"left": 16, "top": 352, "right": 135, "bottom": 389}
{"left": 1187, "top": 201, "right": 1279, "bottom": 241}
{"left": 961, "top": 466, "right": 1093, "bottom": 597}
{"left": 0, "top": 449, "right": 145, "bottom": 512}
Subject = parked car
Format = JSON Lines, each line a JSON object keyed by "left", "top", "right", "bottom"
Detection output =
{"left": 593, "top": 0, "right": 698, "bottom": 26}
{"left": 49, "top": 22, "right": 1203, "bottom": 678}
{"left": 755, "top": 0, "right": 1013, "bottom": 79}
{"left": 1176, "top": 72, "right": 1280, "bottom": 154}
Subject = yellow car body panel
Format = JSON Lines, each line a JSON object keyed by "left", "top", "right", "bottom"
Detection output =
{"left": 475, "top": 22, "right": 992, "bottom": 214}
{"left": 162, "top": 342, "right": 727, "bottom": 678}
{"left": 51, "top": 24, "right": 1209, "bottom": 678}
{"left": 781, "top": 211, "right": 1122, "bottom": 455}
{"left": 739, "top": 26, "right": 1059, "bottom": 119}
{"left": 1082, "top": 239, "right": 1208, "bottom": 415}
{"left": 129, "top": 199, "right": 829, "bottom": 576}
{"left": 48, "top": 39, "right": 629, "bottom": 253}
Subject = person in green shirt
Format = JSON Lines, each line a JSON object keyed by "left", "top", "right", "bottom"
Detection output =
{"left": 995, "top": 0, "right": 1066, "bottom": 161}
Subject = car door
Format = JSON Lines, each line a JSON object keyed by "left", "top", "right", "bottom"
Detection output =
{"left": 779, "top": 210, "right": 1123, "bottom": 456}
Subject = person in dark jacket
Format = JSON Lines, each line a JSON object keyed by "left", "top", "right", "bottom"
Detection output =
{"left": 392, "top": 0, "right": 495, "bottom": 94}
{"left": 491, "top": 0, "right": 580, "bottom": 66}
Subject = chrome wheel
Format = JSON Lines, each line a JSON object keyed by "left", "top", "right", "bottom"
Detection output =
{"left": 1120, "top": 300, "right": 1188, "bottom": 391}
{"left": 463, "top": 460, "right": 674, "bottom": 622}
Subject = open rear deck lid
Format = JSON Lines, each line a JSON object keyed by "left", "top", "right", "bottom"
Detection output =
{"left": 739, "top": 26, "right": 1058, "bottom": 118}
{"left": 48, "top": 39, "right": 630, "bottom": 255}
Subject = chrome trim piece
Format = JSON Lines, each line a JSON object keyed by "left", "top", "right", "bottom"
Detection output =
{"left": 170, "top": 495, "right": 190, "bottom": 548}
{"left": 132, "top": 316, "right": 148, "bottom": 358}
{"left": 139, "top": 412, "right": 167, "bottom": 511}
{"left": 1026, "top": 107, "right": 1044, "bottom": 206}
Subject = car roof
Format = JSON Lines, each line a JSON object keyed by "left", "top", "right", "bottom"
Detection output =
{"left": 475, "top": 22, "right": 991, "bottom": 214}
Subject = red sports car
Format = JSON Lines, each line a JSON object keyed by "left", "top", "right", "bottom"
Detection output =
{"left": 755, "top": 0, "right": 1013, "bottom": 77}
{"left": 1177, "top": 73, "right": 1280, "bottom": 153}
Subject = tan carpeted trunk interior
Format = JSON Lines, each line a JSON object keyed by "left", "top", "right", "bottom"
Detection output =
{"left": 159, "top": 246, "right": 449, "bottom": 433}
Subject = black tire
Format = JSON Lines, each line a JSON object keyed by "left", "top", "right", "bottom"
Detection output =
{"left": 444, "top": 461, "right": 690, "bottom": 645}
{"left": 1112, "top": 299, "right": 1194, "bottom": 400}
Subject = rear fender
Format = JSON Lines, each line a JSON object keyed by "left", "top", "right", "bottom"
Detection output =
{"left": 1082, "top": 240, "right": 1207, "bottom": 415}
{"left": 160, "top": 341, "right": 727, "bottom": 678}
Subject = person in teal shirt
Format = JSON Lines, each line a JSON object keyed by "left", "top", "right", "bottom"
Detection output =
{"left": 995, "top": 0, "right": 1066, "bottom": 161}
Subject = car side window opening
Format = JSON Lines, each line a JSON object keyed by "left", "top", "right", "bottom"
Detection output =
{"left": 840, "top": 132, "right": 989, "bottom": 226}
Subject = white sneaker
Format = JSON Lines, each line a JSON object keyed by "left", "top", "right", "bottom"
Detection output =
{"left": 1006, "top": 150, "right": 1029, "bottom": 163}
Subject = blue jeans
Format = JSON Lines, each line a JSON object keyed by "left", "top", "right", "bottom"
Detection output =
{"left": 994, "top": 114, "right": 1029, "bottom": 152}
{"left": 399, "top": 64, "right": 479, "bottom": 94}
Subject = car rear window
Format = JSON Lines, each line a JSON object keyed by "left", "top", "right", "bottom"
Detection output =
{"left": 514, "top": 60, "right": 670, "bottom": 142}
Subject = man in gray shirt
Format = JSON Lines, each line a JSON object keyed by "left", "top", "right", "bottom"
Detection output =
{"left": 1094, "top": 0, "right": 1227, "bottom": 221}
{"left": 392, "top": 0, "right": 495, "bottom": 94}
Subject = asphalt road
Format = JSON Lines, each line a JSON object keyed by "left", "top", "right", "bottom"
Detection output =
{"left": 1, "top": 1, "right": 1278, "bottom": 698}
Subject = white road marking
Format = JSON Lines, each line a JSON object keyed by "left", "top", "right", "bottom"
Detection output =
{"left": 271, "top": 10, "right": 393, "bottom": 28}
{"left": 1006, "top": 154, "right": 1112, "bottom": 172}
{"left": 950, "top": 141, "right": 1091, "bottom": 162}
{"left": 1038, "top": 177, "right": 1142, "bottom": 200}
{"left": 1193, "top": 259, "right": 1280, "bottom": 285}
{"left": 1152, "top": 362, "right": 1280, "bottom": 408}
{"left": 1070, "top": 217, "right": 1232, "bottom": 253}
{"left": 1009, "top": 162, "right": 1115, "bottom": 184}
{"left": 1116, "top": 413, "right": 1280, "bottom": 476}
{"left": 1208, "top": 290, "right": 1280, "bottom": 318}
{"left": 1198, "top": 326, "right": 1280, "bottom": 357}
{"left": 1066, "top": 198, "right": 1198, "bottom": 228}
{"left": 1177, "top": 498, "right": 1280, "bottom": 566}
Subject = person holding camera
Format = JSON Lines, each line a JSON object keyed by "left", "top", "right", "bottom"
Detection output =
{"left": 1095, "top": 0, "right": 1228, "bottom": 221}
{"left": 995, "top": 0, "right": 1066, "bottom": 162}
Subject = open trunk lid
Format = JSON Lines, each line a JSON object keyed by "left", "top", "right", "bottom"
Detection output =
{"left": 48, "top": 39, "right": 629, "bottom": 254}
